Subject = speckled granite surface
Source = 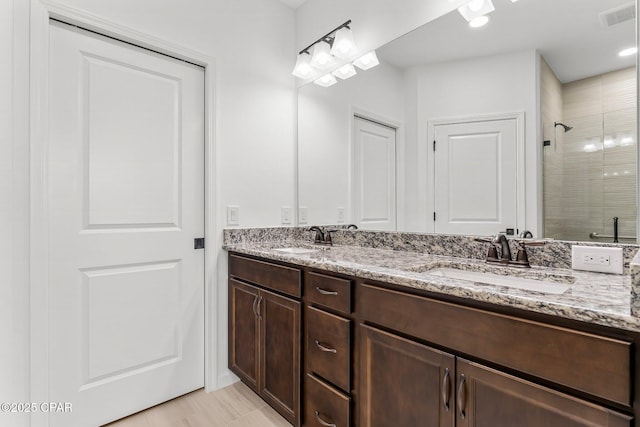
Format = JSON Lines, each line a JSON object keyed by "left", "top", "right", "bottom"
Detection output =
{"left": 223, "top": 227, "right": 640, "bottom": 332}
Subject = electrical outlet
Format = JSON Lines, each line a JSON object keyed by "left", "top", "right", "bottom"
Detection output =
{"left": 571, "top": 246, "right": 623, "bottom": 274}
{"left": 227, "top": 205, "right": 240, "bottom": 226}
{"left": 337, "top": 207, "right": 345, "bottom": 223}
{"left": 281, "top": 206, "right": 292, "bottom": 225}
{"left": 299, "top": 207, "right": 308, "bottom": 225}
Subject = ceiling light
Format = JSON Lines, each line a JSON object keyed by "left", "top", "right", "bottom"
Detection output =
{"left": 619, "top": 47, "right": 638, "bottom": 57}
{"left": 621, "top": 136, "right": 635, "bottom": 146}
{"left": 469, "top": 15, "right": 490, "bottom": 27}
{"left": 314, "top": 73, "right": 337, "bottom": 87}
{"left": 330, "top": 27, "right": 357, "bottom": 59}
{"left": 353, "top": 51, "right": 379, "bottom": 70}
{"left": 458, "top": 0, "right": 494, "bottom": 22}
{"left": 333, "top": 63, "right": 357, "bottom": 80}
{"left": 310, "top": 41, "right": 335, "bottom": 70}
{"left": 291, "top": 53, "right": 313, "bottom": 79}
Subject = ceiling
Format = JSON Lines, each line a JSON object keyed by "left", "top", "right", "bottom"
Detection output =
{"left": 278, "top": 0, "right": 308, "bottom": 9}
{"left": 378, "top": 0, "right": 636, "bottom": 83}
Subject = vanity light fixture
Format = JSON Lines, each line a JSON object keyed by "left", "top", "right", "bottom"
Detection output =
{"left": 333, "top": 63, "right": 357, "bottom": 80}
{"left": 314, "top": 73, "right": 338, "bottom": 87}
{"left": 330, "top": 27, "right": 357, "bottom": 59}
{"left": 353, "top": 51, "right": 380, "bottom": 70}
{"left": 310, "top": 40, "right": 335, "bottom": 70}
{"left": 292, "top": 20, "right": 355, "bottom": 78}
{"left": 458, "top": 0, "right": 495, "bottom": 22}
{"left": 618, "top": 47, "right": 638, "bottom": 57}
{"left": 292, "top": 52, "right": 313, "bottom": 79}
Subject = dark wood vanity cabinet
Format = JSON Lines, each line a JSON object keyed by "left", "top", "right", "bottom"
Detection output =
{"left": 228, "top": 253, "right": 638, "bottom": 427}
{"left": 229, "top": 254, "right": 302, "bottom": 426}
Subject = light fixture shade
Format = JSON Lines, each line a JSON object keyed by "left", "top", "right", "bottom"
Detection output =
{"left": 458, "top": 0, "right": 495, "bottom": 21}
{"left": 314, "top": 73, "right": 337, "bottom": 87}
{"left": 330, "top": 27, "right": 357, "bottom": 59}
{"left": 333, "top": 63, "right": 357, "bottom": 80}
{"left": 353, "top": 51, "right": 379, "bottom": 70}
{"left": 619, "top": 47, "right": 638, "bottom": 57}
{"left": 469, "top": 15, "right": 490, "bottom": 27}
{"left": 292, "top": 52, "right": 314, "bottom": 79}
{"left": 310, "top": 41, "right": 335, "bottom": 70}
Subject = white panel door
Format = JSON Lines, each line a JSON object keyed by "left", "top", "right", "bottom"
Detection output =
{"left": 48, "top": 21, "right": 204, "bottom": 427}
{"left": 434, "top": 119, "right": 517, "bottom": 235}
{"left": 353, "top": 117, "right": 397, "bottom": 231}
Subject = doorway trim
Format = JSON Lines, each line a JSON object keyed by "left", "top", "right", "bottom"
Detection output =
{"left": 427, "top": 112, "right": 526, "bottom": 234}
{"left": 29, "top": 2, "right": 218, "bottom": 426}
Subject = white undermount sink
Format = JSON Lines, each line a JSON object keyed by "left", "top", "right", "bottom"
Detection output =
{"left": 274, "top": 247, "right": 319, "bottom": 254}
{"left": 427, "top": 268, "right": 570, "bottom": 295}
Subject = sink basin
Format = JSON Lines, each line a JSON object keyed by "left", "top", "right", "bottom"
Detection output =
{"left": 427, "top": 268, "right": 570, "bottom": 294}
{"left": 274, "top": 247, "right": 319, "bottom": 254}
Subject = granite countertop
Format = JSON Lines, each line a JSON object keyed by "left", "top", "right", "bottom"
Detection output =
{"left": 224, "top": 241, "right": 640, "bottom": 332}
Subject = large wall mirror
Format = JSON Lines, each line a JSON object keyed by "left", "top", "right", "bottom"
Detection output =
{"left": 297, "top": 0, "right": 637, "bottom": 242}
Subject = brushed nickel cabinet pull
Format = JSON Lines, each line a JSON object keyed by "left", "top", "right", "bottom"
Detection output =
{"left": 316, "top": 287, "right": 338, "bottom": 296}
{"left": 442, "top": 368, "right": 451, "bottom": 411}
{"left": 314, "top": 410, "right": 336, "bottom": 427}
{"left": 315, "top": 340, "right": 337, "bottom": 353}
{"left": 457, "top": 374, "right": 466, "bottom": 420}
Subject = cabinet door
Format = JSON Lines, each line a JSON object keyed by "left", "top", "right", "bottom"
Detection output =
{"left": 260, "top": 288, "right": 301, "bottom": 426}
{"left": 455, "top": 358, "right": 633, "bottom": 427}
{"left": 359, "top": 324, "right": 455, "bottom": 427}
{"left": 229, "top": 279, "right": 260, "bottom": 391}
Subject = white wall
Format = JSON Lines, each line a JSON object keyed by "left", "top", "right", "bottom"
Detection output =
{"left": 298, "top": 61, "right": 405, "bottom": 226}
{"left": 1, "top": 2, "right": 30, "bottom": 427}
{"left": 403, "top": 49, "right": 540, "bottom": 235}
{"left": 2, "top": 0, "right": 295, "bottom": 418}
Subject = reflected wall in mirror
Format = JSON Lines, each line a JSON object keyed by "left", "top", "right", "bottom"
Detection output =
{"left": 297, "top": 0, "right": 637, "bottom": 243}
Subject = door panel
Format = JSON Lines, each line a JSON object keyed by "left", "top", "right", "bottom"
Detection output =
{"left": 434, "top": 119, "right": 517, "bottom": 235}
{"left": 49, "top": 21, "right": 204, "bottom": 427}
{"left": 456, "top": 359, "right": 632, "bottom": 427}
{"left": 354, "top": 117, "right": 397, "bottom": 231}
{"left": 359, "top": 324, "right": 456, "bottom": 427}
{"left": 260, "top": 289, "right": 301, "bottom": 425}
{"left": 229, "top": 279, "right": 260, "bottom": 390}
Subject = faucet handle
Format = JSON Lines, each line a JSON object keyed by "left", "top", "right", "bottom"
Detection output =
{"left": 512, "top": 240, "right": 546, "bottom": 268}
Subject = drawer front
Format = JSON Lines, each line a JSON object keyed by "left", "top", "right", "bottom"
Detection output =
{"left": 306, "top": 306, "right": 351, "bottom": 392}
{"left": 229, "top": 253, "right": 301, "bottom": 298}
{"left": 305, "top": 373, "right": 350, "bottom": 427}
{"left": 306, "top": 272, "right": 352, "bottom": 314}
{"left": 359, "top": 284, "right": 632, "bottom": 406}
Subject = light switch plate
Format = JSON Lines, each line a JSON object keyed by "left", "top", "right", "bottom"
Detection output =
{"left": 337, "top": 207, "right": 345, "bottom": 223}
{"left": 281, "top": 206, "right": 292, "bottom": 225}
{"left": 571, "top": 246, "right": 623, "bottom": 274}
{"left": 227, "top": 205, "right": 240, "bottom": 226}
{"left": 299, "top": 207, "right": 308, "bottom": 225}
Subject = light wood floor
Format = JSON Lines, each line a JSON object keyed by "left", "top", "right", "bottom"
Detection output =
{"left": 104, "top": 382, "right": 291, "bottom": 427}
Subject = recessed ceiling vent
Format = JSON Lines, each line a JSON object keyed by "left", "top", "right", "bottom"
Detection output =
{"left": 600, "top": 2, "right": 636, "bottom": 28}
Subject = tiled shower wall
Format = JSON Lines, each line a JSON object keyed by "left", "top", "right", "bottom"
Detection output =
{"left": 543, "top": 65, "right": 637, "bottom": 243}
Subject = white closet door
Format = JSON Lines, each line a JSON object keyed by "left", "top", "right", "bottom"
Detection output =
{"left": 434, "top": 119, "right": 518, "bottom": 236}
{"left": 48, "top": 21, "right": 204, "bottom": 427}
{"left": 353, "top": 117, "right": 397, "bottom": 231}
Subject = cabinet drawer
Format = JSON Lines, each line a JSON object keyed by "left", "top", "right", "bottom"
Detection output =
{"left": 306, "top": 272, "right": 352, "bottom": 314}
{"left": 229, "top": 253, "right": 301, "bottom": 298}
{"left": 305, "top": 373, "right": 350, "bottom": 427}
{"left": 359, "top": 284, "right": 632, "bottom": 406}
{"left": 306, "top": 306, "right": 351, "bottom": 392}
